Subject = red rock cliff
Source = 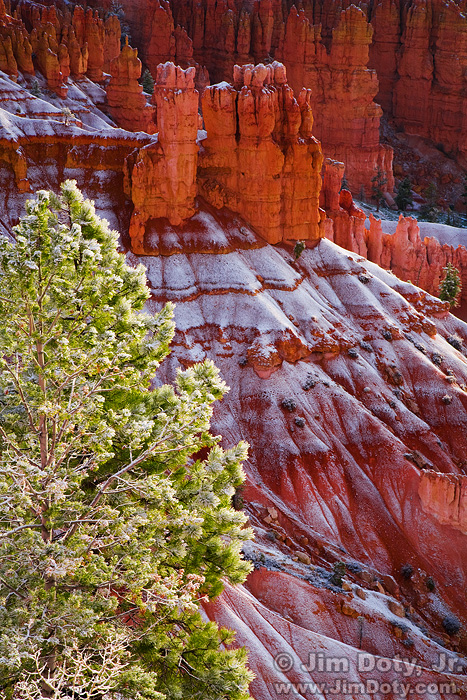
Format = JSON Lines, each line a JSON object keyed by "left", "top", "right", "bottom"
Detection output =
{"left": 112, "top": 0, "right": 393, "bottom": 197}
{"left": 279, "top": 4, "right": 394, "bottom": 196}
{"left": 370, "top": 0, "right": 467, "bottom": 168}
{"left": 419, "top": 470, "right": 467, "bottom": 535}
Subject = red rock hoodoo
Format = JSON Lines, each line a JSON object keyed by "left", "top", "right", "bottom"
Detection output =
{"left": 125, "top": 62, "right": 199, "bottom": 252}
{"left": 0, "top": 2, "right": 122, "bottom": 95}
{"left": 199, "top": 61, "right": 323, "bottom": 244}
{"left": 106, "top": 38, "right": 156, "bottom": 133}
{"left": 111, "top": 0, "right": 394, "bottom": 196}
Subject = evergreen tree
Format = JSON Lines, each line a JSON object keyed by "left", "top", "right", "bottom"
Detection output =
{"left": 141, "top": 69, "right": 155, "bottom": 95}
{"left": 293, "top": 240, "right": 305, "bottom": 260}
{"left": 461, "top": 174, "right": 467, "bottom": 212}
{"left": 30, "top": 79, "right": 42, "bottom": 98}
{"left": 0, "top": 182, "right": 253, "bottom": 699}
{"left": 439, "top": 262, "right": 462, "bottom": 308}
{"left": 371, "top": 166, "right": 387, "bottom": 212}
{"left": 421, "top": 181, "right": 440, "bottom": 222}
{"left": 395, "top": 177, "right": 413, "bottom": 212}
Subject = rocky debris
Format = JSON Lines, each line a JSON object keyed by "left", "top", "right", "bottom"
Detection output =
{"left": 355, "top": 587, "right": 367, "bottom": 600}
{"left": 388, "top": 600, "right": 406, "bottom": 618}
{"left": 295, "top": 551, "right": 311, "bottom": 565}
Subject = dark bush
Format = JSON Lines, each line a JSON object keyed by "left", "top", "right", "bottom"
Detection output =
{"left": 302, "top": 374, "right": 316, "bottom": 391}
{"left": 401, "top": 563, "right": 414, "bottom": 580}
{"left": 402, "top": 638, "right": 414, "bottom": 648}
{"left": 331, "top": 561, "right": 346, "bottom": 587}
{"left": 293, "top": 240, "right": 306, "bottom": 260}
{"left": 414, "top": 341, "right": 427, "bottom": 354}
{"left": 442, "top": 614, "right": 461, "bottom": 637}
{"left": 281, "top": 398, "right": 297, "bottom": 412}
{"left": 431, "top": 353, "right": 444, "bottom": 366}
{"left": 447, "top": 336, "right": 462, "bottom": 351}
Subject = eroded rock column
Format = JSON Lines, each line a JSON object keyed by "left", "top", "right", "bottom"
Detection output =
{"left": 199, "top": 61, "right": 323, "bottom": 244}
{"left": 125, "top": 62, "right": 199, "bottom": 253}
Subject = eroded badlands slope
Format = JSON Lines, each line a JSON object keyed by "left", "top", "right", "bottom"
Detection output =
{"left": 133, "top": 209, "right": 467, "bottom": 699}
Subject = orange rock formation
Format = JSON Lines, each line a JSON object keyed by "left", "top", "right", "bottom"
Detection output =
{"left": 279, "top": 5, "right": 394, "bottom": 196}
{"left": 108, "top": 0, "right": 195, "bottom": 71}
{"left": 113, "top": 0, "right": 393, "bottom": 196}
{"left": 368, "top": 0, "right": 401, "bottom": 113}
{"left": 106, "top": 39, "right": 156, "bottom": 133}
{"left": 0, "top": 3, "right": 122, "bottom": 96}
{"left": 370, "top": 0, "right": 467, "bottom": 168}
{"left": 125, "top": 63, "right": 199, "bottom": 252}
{"left": 199, "top": 61, "right": 323, "bottom": 244}
{"left": 322, "top": 157, "right": 467, "bottom": 303}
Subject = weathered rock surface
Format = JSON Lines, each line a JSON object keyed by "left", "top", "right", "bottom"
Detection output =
{"left": 279, "top": 4, "right": 394, "bottom": 196}
{"left": 112, "top": 0, "right": 393, "bottom": 196}
{"left": 323, "top": 158, "right": 467, "bottom": 304}
{"left": 0, "top": 69, "right": 150, "bottom": 230}
{"left": 419, "top": 470, "right": 467, "bottom": 534}
{"left": 3, "top": 4, "right": 467, "bottom": 698}
{"left": 125, "top": 63, "right": 199, "bottom": 251}
{"left": 0, "top": 2, "right": 122, "bottom": 96}
{"left": 370, "top": 0, "right": 467, "bottom": 169}
{"left": 106, "top": 39, "right": 156, "bottom": 133}
{"left": 199, "top": 61, "right": 323, "bottom": 244}
{"left": 140, "top": 227, "right": 467, "bottom": 698}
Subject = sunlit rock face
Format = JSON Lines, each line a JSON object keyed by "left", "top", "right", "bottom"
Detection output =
{"left": 124, "top": 62, "right": 199, "bottom": 251}
{"left": 107, "top": 0, "right": 467, "bottom": 188}
{"left": 199, "top": 61, "right": 323, "bottom": 245}
{"left": 321, "top": 158, "right": 467, "bottom": 305}
{"left": 108, "top": 0, "right": 394, "bottom": 196}
{"left": 106, "top": 39, "right": 156, "bottom": 133}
